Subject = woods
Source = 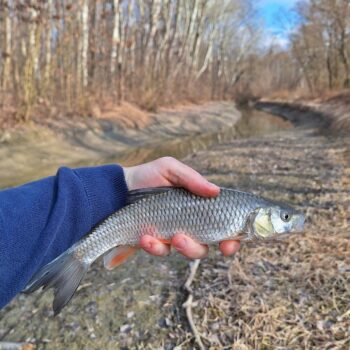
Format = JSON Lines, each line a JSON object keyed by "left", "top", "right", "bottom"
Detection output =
{"left": 289, "top": 0, "right": 350, "bottom": 93}
{"left": 254, "top": 0, "right": 350, "bottom": 96}
{"left": 0, "top": 0, "right": 258, "bottom": 120}
{"left": 0, "top": 0, "right": 349, "bottom": 123}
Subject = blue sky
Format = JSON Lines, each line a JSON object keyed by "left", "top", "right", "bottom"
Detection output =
{"left": 258, "top": 0, "right": 301, "bottom": 48}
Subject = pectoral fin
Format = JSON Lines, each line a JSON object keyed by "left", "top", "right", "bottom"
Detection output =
{"left": 103, "top": 246, "right": 138, "bottom": 270}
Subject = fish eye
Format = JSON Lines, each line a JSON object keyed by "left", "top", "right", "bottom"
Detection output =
{"left": 280, "top": 211, "right": 291, "bottom": 222}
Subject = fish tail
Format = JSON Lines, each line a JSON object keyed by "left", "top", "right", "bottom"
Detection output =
{"left": 23, "top": 249, "right": 90, "bottom": 316}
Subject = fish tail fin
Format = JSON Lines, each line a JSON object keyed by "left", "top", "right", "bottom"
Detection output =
{"left": 23, "top": 250, "right": 90, "bottom": 316}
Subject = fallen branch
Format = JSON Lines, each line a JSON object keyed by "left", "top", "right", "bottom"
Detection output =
{"left": 0, "top": 342, "right": 35, "bottom": 350}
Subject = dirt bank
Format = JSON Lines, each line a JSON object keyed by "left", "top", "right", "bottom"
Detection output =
{"left": 0, "top": 102, "right": 241, "bottom": 188}
{"left": 257, "top": 91, "right": 350, "bottom": 136}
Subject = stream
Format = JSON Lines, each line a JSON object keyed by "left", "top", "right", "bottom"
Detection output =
{"left": 112, "top": 108, "right": 293, "bottom": 167}
{"left": 0, "top": 106, "right": 292, "bottom": 188}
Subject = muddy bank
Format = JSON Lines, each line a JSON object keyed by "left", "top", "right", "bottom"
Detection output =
{"left": 0, "top": 103, "right": 291, "bottom": 189}
{"left": 256, "top": 93, "right": 350, "bottom": 136}
{"left": 0, "top": 103, "right": 349, "bottom": 349}
{"left": 255, "top": 101, "right": 329, "bottom": 129}
{"left": 0, "top": 102, "right": 241, "bottom": 188}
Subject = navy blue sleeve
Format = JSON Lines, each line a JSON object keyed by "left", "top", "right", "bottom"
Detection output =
{"left": 0, "top": 164, "right": 128, "bottom": 309}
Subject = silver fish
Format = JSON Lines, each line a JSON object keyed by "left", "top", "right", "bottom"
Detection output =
{"left": 23, "top": 187, "right": 305, "bottom": 315}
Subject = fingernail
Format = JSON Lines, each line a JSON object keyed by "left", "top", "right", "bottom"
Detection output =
{"left": 207, "top": 180, "right": 218, "bottom": 189}
{"left": 175, "top": 238, "right": 187, "bottom": 250}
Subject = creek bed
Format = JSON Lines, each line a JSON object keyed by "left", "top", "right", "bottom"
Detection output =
{"left": 1, "top": 103, "right": 348, "bottom": 349}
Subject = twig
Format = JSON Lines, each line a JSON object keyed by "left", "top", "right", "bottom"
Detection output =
{"left": 184, "top": 259, "right": 201, "bottom": 293}
{"left": 183, "top": 259, "right": 205, "bottom": 350}
{"left": 0, "top": 342, "right": 35, "bottom": 350}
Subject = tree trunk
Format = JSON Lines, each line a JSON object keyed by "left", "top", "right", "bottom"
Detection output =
{"left": 2, "top": 0, "right": 12, "bottom": 90}
{"left": 89, "top": 0, "right": 98, "bottom": 84}
{"left": 110, "top": 0, "right": 121, "bottom": 76}
{"left": 81, "top": 0, "right": 89, "bottom": 88}
{"left": 44, "top": 0, "right": 53, "bottom": 91}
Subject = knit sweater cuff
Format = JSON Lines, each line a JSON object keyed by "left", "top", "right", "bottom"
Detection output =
{"left": 74, "top": 164, "right": 128, "bottom": 227}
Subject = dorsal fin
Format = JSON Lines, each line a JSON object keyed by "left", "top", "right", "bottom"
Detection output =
{"left": 126, "top": 187, "right": 173, "bottom": 205}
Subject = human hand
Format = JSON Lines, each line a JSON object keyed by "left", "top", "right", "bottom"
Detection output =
{"left": 123, "top": 157, "right": 240, "bottom": 258}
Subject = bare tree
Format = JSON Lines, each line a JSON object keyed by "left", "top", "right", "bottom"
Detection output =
{"left": 1, "top": 0, "right": 12, "bottom": 90}
{"left": 81, "top": 0, "right": 89, "bottom": 88}
{"left": 0, "top": 0, "right": 263, "bottom": 120}
{"left": 110, "top": 0, "right": 121, "bottom": 76}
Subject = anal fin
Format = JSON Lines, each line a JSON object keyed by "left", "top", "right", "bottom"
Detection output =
{"left": 157, "top": 238, "right": 171, "bottom": 245}
{"left": 103, "top": 246, "right": 138, "bottom": 270}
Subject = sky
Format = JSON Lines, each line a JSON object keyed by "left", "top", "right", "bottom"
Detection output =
{"left": 257, "top": 0, "right": 301, "bottom": 48}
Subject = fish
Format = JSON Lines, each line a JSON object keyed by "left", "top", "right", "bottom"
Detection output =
{"left": 23, "top": 187, "right": 305, "bottom": 315}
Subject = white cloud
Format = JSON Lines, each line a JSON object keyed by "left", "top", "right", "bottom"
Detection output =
{"left": 262, "top": 31, "right": 290, "bottom": 49}
{"left": 258, "top": 0, "right": 300, "bottom": 8}
{"left": 257, "top": 0, "right": 303, "bottom": 50}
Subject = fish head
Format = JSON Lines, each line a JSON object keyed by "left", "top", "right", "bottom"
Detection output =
{"left": 250, "top": 205, "right": 305, "bottom": 240}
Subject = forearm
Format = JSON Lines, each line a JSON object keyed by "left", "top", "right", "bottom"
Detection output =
{"left": 0, "top": 164, "right": 128, "bottom": 308}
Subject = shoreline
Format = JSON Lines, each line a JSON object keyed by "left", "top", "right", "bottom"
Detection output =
{"left": 256, "top": 94, "right": 350, "bottom": 135}
{"left": 0, "top": 102, "right": 241, "bottom": 189}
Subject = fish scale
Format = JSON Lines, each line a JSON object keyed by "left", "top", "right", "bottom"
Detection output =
{"left": 75, "top": 188, "right": 268, "bottom": 264}
{"left": 23, "top": 186, "right": 304, "bottom": 315}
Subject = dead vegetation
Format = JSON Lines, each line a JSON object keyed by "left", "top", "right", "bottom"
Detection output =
{"left": 0, "top": 105, "right": 349, "bottom": 349}
{"left": 174, "top": 123, "right": 350, "bottom": 349}
{"left": 89, "top": 101, "right": 154, "bottom": 130}
{"left": 0, "top": 0, "right": 259, "bottom": 127}
{"left": 183, "top": 230, "right": 349, "bottom": 349}
{"left": 319, "top": 92, "right": 350, "bottom": 134}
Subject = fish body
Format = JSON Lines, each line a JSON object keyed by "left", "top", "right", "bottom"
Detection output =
{"left": 24, "top": 187, "right": 304, "bottom": 315}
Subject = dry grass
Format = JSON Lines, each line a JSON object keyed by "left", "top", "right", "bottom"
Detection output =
{"left": 0, "top": 94, "right": 154, "bottom": 132}
{"left": 189, "top": 229, "right": 349, "bottom": 349}
{"left": 320, "top": 91, "right": 350, "bottom": 134}
{"left": 172, "top": 124, "right": 350, "bottom": 349}
{"left": 91, "top": 101, "right": 154, "bottom": 129}
{"left": 0, "top": 82, "right": 213, "bottom": 131}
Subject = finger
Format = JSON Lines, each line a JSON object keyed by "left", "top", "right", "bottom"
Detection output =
{"left": 171, "top": 233, "right": 209, "bottom": 259}
{"left": 162, "top": 158, "right": 220, "bottom": 197}
{"left": 140, "top": 235, "right": 171, "bottom": 257}
{"left": 219, "top": 240, "right": 241, "bottom": 256}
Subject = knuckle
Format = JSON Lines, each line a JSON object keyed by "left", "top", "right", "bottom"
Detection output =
{"left": 159, "top": 156, "right": 177, "bottom": 166}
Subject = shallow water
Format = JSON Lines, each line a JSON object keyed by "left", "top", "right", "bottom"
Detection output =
{"left": 98, "top": 109, "right": 293, "bottom": 167}
{"left": 0, "top": 106, "right": 292, "bottom": 188}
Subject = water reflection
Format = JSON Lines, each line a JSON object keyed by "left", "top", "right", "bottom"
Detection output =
{"left": 0, "top": 109, "right": 293, "bottom": 188}
{"left": 111, "top": 109, "right": 293, "bottom": 167}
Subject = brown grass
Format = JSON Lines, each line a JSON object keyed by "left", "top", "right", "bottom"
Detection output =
{"left": 0, "top": 79, "right": 217, "bottom": 131}
{"left": 0, "top": 93, "right": 155, "bottom": 132}
{"left": 320, "top": 91, "right": 350, "bottom": 134}
{"left": 171, "top": 122, "right": 350, "bottom": 349}
{"left": 92, "top": 101, "right": 154, "bottom": 129}
{"left": 190, "top": 229, "right": 349, "bottom": 349}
